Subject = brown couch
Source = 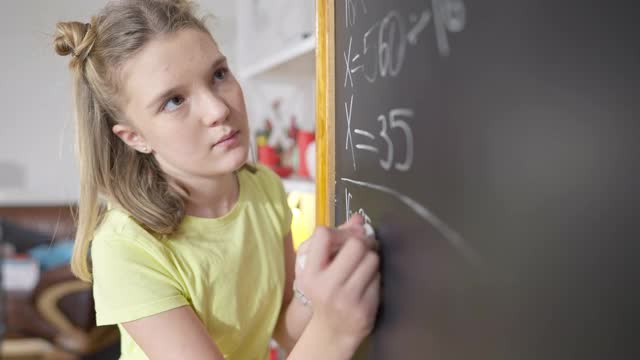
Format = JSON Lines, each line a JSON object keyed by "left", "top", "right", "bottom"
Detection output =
{"left": 0, "top": 205, "right": 119, "bottom": 359}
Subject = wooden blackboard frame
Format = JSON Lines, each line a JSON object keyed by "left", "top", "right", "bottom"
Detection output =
{"left": 315, "top": 3, "right": 373, "bottom": 357}
{"left": 315, "top": 0, "right": 335, "bottom": 227}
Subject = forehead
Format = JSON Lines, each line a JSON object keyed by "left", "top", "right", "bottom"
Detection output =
{"left": 120, "top": 28, "right": 220, "bottom": 105}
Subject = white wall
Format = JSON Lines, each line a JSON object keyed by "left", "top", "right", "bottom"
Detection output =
{"left": 234, "top": 0, "right": 316, "bottom": 137}
{"left": 235, "top": 0, "right": 315, "bottom": 70}
{"left": 0, "top": 0, "right": 236, "bottom": 205}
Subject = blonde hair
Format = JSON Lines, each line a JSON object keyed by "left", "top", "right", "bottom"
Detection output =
{"left": 54, "top": 0, "right": 211, "bottom": 281}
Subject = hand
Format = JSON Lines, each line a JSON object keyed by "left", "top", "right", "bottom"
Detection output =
{"left": 295, "top": 218, "right": 381, "bottom": 346}
{"left": 295, "top": 214, "right": 377, "bottom": 278}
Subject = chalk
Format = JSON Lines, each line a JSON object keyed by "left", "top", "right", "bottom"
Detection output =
{"left": 364, "top": 223, "right": 380, "bottom": 252}
{"left": 296, "top": 253, "right": 307, "bottom": 271}
{"left": 364, "top": 222, "right": 375, "bottom": 238}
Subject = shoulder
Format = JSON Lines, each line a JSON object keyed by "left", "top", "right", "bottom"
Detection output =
{"left": 91, "top": 208, "right": 167, "bottom": 263}
{"left": 91, "top": 208, "right": 188, "bottom": 326}
{"left": 242, "top": 163, "right": 283, "bottom": 186}
{"left": 239, "top": 164, "right": 292, "bottom": 237}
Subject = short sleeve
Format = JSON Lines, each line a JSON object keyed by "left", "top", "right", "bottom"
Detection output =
{"left": 91, "top": 234, "right": 189, "bottom": 325}
{"left": 277, "top": 179, "right": 293, "bottom": 237}
{"left": 255, "top": 164, "right": 293, "bottom": 238}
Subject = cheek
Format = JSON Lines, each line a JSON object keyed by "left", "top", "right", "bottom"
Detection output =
{"left": 155, "top": 126, "right": 203, "bottom": 157}
{"left": 229, "top": 84, "right": 248, "bottom": 118}
{"left": 239, "top": 127, "right": 250, "bottom": 145}
{"left": 228, "top": 103, "right": 249, "bottom": 136}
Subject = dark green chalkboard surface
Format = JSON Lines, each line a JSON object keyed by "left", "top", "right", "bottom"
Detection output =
{"left": 331, "top": 0, "right": 638, "bottom": 359}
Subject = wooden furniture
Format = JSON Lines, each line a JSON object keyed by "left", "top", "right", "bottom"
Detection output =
{"left": 0, "top": 205, "right": 119, "bottom": 359}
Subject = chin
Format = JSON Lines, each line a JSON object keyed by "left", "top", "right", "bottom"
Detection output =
{"left": 218, "top": 145, "right": 250, "bottom": 173}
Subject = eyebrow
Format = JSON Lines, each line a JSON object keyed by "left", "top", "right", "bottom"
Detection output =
{"left": 146, "top": 55, "right": 228, "bottom": 111}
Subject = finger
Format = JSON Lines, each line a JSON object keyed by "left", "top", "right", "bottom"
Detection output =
{"left": 362, "top": 273, "right": 381, "bottom": 309}
{"left": 338, "top": 214, "right": 366, "bottom": 238}
{"left": 328, "top": 238, "right": 368, "bottom": 285}
{"left": 331, "top": 220, "right": 374, "bottom": 256}
{"left": 326, "top": 231, "right": 376, "bottom": 263}
{"left": 339, "top": 213, "right": 364, "bottom": 229}
{"left": 316, "top": 227, "right": 356, "bottom": 259}
{"left": 345, "top": 251, "right": 380, "bottom": 298}
{"left": 337, "top": 223, "right": 377, "bottom": 252}
{"left": 306, "top": 226, "right": 335, "bottom": 272}
{"left": 360, "top": 223, "right": 379, "bottom": 251}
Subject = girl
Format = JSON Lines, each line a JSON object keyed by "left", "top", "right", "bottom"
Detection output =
{"left": 54, "top": 0, "right": 380, "bottom": 359}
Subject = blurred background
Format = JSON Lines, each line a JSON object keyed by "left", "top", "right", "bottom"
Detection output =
{"left": 0, "top": 1, "right": 317, "bottom": 358}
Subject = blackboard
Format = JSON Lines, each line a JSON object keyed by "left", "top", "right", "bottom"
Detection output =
{"left": 316, "top": 0, "right": 639, "bottom": 359}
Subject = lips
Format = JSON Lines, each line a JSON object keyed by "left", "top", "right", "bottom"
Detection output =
{"left": 213, "top": 130, "right": 239, "bottom": 147}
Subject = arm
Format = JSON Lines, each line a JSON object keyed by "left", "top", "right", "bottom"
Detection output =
{"left": 122, "top": 306, "right": 224, "bottom": 360}
{"left": 272, "top": 233, "right": 312, "bottom": 352}
{"left": 287, "top": 316, "right": 360, "bottom": 360}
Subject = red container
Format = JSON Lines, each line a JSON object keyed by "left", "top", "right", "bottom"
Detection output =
{"left": 269, "top": 348, "right": 278, "bottom": 360}
{"left": 296, "top": 130, "right": 314, "bottom": 178}
{"left": 258, "top": 145, "right": 280, "bottom": 168}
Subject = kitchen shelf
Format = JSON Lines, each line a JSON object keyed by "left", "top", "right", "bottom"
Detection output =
{"left": 238, "top": 36, "right": 315, "bottom": 80}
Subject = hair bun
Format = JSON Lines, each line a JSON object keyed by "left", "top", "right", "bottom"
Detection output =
{"left": 54, "top": 19, "right": 97, "bottom": 68}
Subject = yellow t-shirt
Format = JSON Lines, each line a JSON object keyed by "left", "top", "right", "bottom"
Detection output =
{"left": 91, "top": 165, "right": 292, "bottom": 360}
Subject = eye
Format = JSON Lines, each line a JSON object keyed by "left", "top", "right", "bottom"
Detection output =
{"left": 213, "top": 68, "right": 228, "bottom": 82}
{"left": 162, "top": 96, "right": 185, "bottom": 112}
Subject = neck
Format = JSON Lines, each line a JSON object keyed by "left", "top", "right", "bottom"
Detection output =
{"left": 181, "top": 171, "right": 240, "bottom": 219}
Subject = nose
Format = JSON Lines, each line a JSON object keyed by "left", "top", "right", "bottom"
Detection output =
{"left": 199, "top": 90, "right": 230, "bottom": 127}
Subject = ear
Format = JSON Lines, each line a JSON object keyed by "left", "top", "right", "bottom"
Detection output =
{"left": 112, "top": 124, "right": 152, "bottom": 154}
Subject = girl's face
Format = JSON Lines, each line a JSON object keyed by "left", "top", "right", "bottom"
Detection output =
{"left": 114, "top": 28, "right": 249, "bottom": 181}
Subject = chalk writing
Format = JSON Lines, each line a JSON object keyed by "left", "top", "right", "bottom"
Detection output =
{"left": 345, "top": 0, "right": 368, "bottom": 28}
{"left": 348, "top": 0, "right": 467, "bottom": 89}
{"left": 344, "top": 94, "right": 357, "bottom": 170}
{"left": 341, "top": 177, "right": 479, "bottom": 264}
{"left": 432, "top": 0, "right": 467, "bottom": 56}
